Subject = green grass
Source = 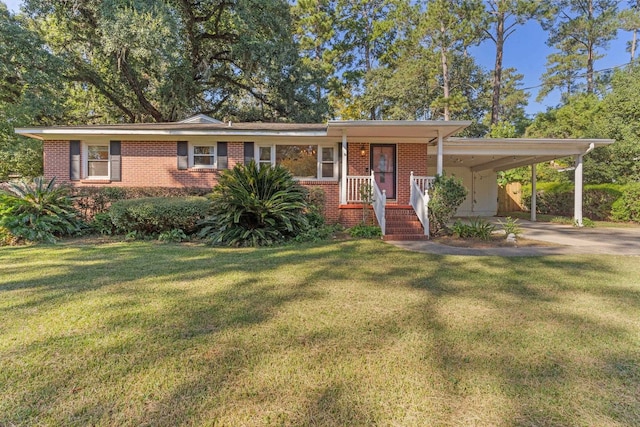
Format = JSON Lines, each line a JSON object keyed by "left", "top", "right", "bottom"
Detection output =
{"left": 501, "top": 211, "right": 640, "bottom": 228}
{"left": 1, "top": 240, "right": 639, "bottom": 426}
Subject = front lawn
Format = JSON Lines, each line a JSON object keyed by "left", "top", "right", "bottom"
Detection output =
{"left": 1, "top": 240, "right": 639, "bottom": 426}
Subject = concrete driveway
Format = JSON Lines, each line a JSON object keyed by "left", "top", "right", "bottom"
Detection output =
{"left": 390, "top": 220, "right": 640, "bottom": 256}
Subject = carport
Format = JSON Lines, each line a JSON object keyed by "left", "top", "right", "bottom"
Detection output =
{"left": 426, "top": 137, "right": 615, "bottom": 226}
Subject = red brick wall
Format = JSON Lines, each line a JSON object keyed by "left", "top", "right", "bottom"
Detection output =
{"left": 228, "top": 142, "right": 244, "bottom": 169}
{"left": 397, "top": 143, "right": 428, "bottom": 205}
{"left": 43, "top": 140, "right": 71, "bottom": 183}
{"left": 299, "top": 181, "right": 340, "bottom": 223}
{"left": 120, "top": 141, "right": 220, "bottom": 188}
{"left": 43, "top": 139, "right": 429, "bottom": 226}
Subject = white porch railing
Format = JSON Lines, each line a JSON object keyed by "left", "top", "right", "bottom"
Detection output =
{"left": 410, "top": 171, "right": 430, "bottom": 237}
{"left": 345, "top": 175, "right": 372, "bottom": 203}
{"left": 371, "top": 172, "right": 386, "bottom": 235}
{"left": 412, "top": 174, "right": 436, "bottom": 194}
{"left": 345, "top": 173, "right": 386, "bottom": 234}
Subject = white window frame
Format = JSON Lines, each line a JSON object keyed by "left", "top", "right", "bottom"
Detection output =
{"left": 189, "top": 142, "right": 217, "bottom": 169}
{"left": 83, "top": 142, "right": 110, "bottom": 180}
{"left": 255, "top": 143, "right": 339, "bottom": 181}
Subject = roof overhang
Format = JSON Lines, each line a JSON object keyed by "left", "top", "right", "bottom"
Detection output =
{"left": 14, "top": 125, "right": 328, "bottom": 141}
{"left": 327, "top": 120, "right": 471, "bottom": 143}
{"left": 435, "top": 138, "right": 615, "bottom": 172}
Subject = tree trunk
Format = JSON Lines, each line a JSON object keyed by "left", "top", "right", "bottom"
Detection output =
{"left": 586, "top": 0, "right": 595, "bottom": 94}
{"left": 632, "top": 28, "right": 637, "bottom": 63}
{"left": 491, "top": 11, "right": 505, "bottom": 126}
{"left": 440, "top": 21, "right": 450, "bottom": 121}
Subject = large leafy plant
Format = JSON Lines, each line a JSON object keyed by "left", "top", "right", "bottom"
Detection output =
{"left": 199, "top": 161, "right": 310, "bottom": 247}
{"left": 0, "top": 177, "right": 83, "bottom": 243}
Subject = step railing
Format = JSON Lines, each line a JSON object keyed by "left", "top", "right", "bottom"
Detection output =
{"left": 410, "top": 171, "right": 430, "bottom": 237}
{"left": 371, "top": 171, "right": 386, "bottom": 235}
{"left": 412, "top": 174, "right": 436, "bottom": 194}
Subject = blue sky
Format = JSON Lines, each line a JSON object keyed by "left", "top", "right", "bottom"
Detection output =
{"left": 4, "top": 0, "right": 635, "bottom": 116}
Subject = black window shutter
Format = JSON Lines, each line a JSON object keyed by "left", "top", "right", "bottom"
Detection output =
{"left": 244, "top": 142, "right": 254, "bottom": 165}
{"left": 110, "top": 141, "right": 121, "bottom": 181}
{"left": 217, "top": 142, "right": 228, "bottom": 169}
{"left": 70, "top": 140, "right": 80, "bottom": 181}
{"left": 177, "top": 141, "right": 188, "bottom": 170}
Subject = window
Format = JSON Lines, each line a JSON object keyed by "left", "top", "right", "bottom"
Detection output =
{"left": 256, "top": 143, "right": 337, "bottom": 180}
{"left": 189, "top": 142, "right": 216, "bottom": 168}
{"left": 193, "top": 146, "right": 215, "bottom": 167}
{"left": 82, "top": 141, "right": 120, "bottom": 181}
{"left": 258, "top": 146, "right": 273, "bottom": 168}
{"left": 86, "top": 144, "right": 109, "bottom": 178}
{"left": 321, "top": 147, "right": 335, "bottom": 178}
{"left": 276, "top": 145, "right": 317, "bottom": 178}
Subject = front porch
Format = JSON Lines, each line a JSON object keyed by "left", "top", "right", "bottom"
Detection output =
{"left": 341, "top": 172, "right": 435, "bottom": 240}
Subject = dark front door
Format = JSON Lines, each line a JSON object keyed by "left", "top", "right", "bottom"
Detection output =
{"left": 370, "top": 144, "right": 396, "bottom": 199}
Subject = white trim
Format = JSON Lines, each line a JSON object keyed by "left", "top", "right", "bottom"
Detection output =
{"left": 254, "top": 142, "right": 339, "bottom": 182}
{"left": 83, "top": 142, "right": 110, "bottom": 180}
{"left": 189, "top": 141, "right": 217, "bottom": 169}
{"left": 531, "top": 163, "right": 537, "bottom": 222}
{"left": 179, "top": 114, "right": 223, "bottom": 124}
{"left": 436, "top": 130, "right": 443, "bottom": 176}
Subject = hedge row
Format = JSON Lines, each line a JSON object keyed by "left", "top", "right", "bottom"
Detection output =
{"left": 108, "top": 197, "right": 211, "bottom": 235}
{"left": 71, "top": 186, "right": 210, "bottom": 220}
{"left": 522, "top": 182, "right": 640, "bottom": 222}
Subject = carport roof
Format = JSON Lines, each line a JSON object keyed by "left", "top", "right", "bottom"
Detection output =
{"left": 435, "top": 137, "right": 615, "bottom": 172}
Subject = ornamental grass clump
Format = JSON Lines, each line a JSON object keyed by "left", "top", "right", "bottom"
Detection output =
{"left": 198, "top": 161, "right": 310, "bottom": 247}
{"left": 0, "top": 177, "right": 83, "bottom": 244}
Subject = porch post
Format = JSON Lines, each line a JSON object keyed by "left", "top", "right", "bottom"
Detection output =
{"left": 531, "top": 163, "right": 537, "bottom": 222}
{"left": 436, "top": 130, "right": 443, "bottom": 176}
{"left": 340, "top": 131, "right": 347, "bottom": 205}
{"left": 574, "top": 154, "right": 584, "bottom": 227}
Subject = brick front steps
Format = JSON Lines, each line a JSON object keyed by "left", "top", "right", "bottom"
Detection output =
{"left": 383, "top": 205, "right": 429, "bottom": 241}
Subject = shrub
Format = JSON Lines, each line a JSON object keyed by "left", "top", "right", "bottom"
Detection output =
{"left": 72, "top": 186, "right": 210, "bottom": 220}
{"left": 109, "top": 197, "right": 210, "bottom": 235}
{"left": 90, "top": 212, "right": 116, "bottom": 235}
{"left": 0, "top": 177, "right": 83, "bottom": 243}
{"left": 522, "top": 182, "right": 625, "bottom": 221}
{"left": 305, "top": 186, "right": 326, "bottom": 229}
{"left": 198, "top": 162, "right": 309, "bottom": 247}
{"left": 0, "top": 226, "right": 18, "bottom": 246}
{"left": 451, "top": 218, "right": 496, "bottom": 240}
{"left": 349, "top": 223, "right": 382, "bottom": 238}
{"left": 158, "top": 229, "right": 188, "bottom": 243}
{"left": 612, "top": 183, "right": 640, "bottom": 222}
{"left": 428, "top": 174, "right": 468, "bottom": 236}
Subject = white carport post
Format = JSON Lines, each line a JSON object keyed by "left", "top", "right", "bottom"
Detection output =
{"left": 436, "top": 130, "right": 443, "bottom": 176}
{"left": 574, "top": 154, "right": 584, "bottom": 227}
{"left": 531, "top": 163, "right": 537, "bottom": 222}
{"left": 340, "top": 131, "right": 348, "bottom": 205}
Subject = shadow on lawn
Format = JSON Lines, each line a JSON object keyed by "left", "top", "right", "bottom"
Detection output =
{"left": 1, "top": 240, "right": 639, "bottom": 425}
{"left": 377, "top": 251, "right": 640, "bottom": 425}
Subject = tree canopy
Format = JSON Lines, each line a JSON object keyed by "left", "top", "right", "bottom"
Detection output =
{"left": 0, "top": 0, "right": 639, "bottom": 184}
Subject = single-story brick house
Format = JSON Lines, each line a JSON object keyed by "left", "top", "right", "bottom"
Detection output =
{"left": 16, "top": 115, "right": 613, "bottom": 240}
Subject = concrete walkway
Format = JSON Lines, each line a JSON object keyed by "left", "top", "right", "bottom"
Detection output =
{"left": 389, "top": 220, "right": 640, "bottom": 256}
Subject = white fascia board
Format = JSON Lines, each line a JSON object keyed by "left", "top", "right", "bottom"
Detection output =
{"left": 328, "top": 119, "right": 473, "bottom": 127}
{"left": 14, "top": 128, "right": 329, "bottom": 139}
